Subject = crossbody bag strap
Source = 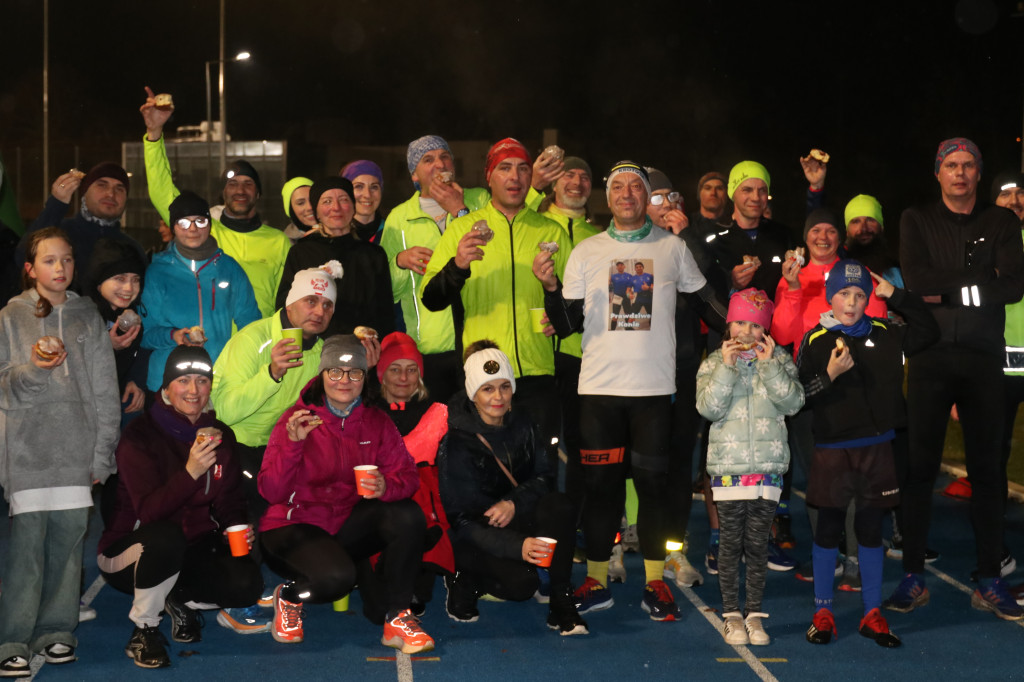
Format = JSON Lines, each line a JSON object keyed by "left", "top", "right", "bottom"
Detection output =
{"left": 475, "top": 433, "right": 518, "bottom": 488}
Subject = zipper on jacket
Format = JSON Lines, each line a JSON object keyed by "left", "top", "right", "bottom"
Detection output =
{"left": 504, "top": 213, "right": 524, "bottom": 376}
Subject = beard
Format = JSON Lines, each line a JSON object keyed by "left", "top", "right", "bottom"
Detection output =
{"left": 845, "top": 236, "right": 897, "bottom": 275}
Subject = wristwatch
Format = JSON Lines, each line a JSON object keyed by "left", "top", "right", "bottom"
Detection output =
{"left": 455, "top": 208, "right": 470, "bottom": 218}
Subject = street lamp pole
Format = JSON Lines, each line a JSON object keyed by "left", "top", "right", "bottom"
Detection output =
{"left": 218, "top": 0, "right": 226, "bottom": 176}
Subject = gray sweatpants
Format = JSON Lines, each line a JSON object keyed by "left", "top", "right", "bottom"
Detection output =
{"left": 716, "top": 497, "right": 777, "bottom": 614}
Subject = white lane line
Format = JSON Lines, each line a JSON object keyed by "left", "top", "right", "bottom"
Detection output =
{"left": 677, "top": 585, "right": 780, "bottom": 682}
{"left": 396, "top": 650, "right": 413, "bottom": 682}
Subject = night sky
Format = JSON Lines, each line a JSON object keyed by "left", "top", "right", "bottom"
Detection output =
{"left": 3, "top": 0, "right": 1024, "bottom": 231}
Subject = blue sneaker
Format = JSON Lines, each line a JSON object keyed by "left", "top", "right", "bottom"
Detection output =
{"left": 766, "top": 540, "right": 796, "bottom": 572}
{"left": 705, "top": 544, "right": 719, "bottom": 575}
{"left": 217, "top": 605, "right": 271, "bottom": 634}
{"left": 882, "top": 573, "right": 929, "bottom": 613}
{"left": 573, "top": 577, "right": 614, "bottom": 614}
{"left": 641, "top": 580, "right": 679, "bottom": 622}
{"left": 971, "top": 577, "right": 1024, "bottom": 621}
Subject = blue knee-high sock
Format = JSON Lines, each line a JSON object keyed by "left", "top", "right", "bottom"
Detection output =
{"left": 859, "top": 544, "right": 884, "bottom": 614}
{"left": 812, "top": 543, "right": 837, "bottom": 610}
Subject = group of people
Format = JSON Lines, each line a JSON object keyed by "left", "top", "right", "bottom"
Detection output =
{"left": 2, "top": 85, "right": 1024, "bottom": 675}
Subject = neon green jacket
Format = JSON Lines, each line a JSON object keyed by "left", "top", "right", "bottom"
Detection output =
{"left": 538, "top": 204, "right": 602, "bottom": 358}
{"left": 380, "top": 187, "right": 489, "bottom": 354}
{"left": 1006, "top": 228, "right": 1024, "bottom": 375}
{"left": 420, "top": 201, "right": 571, "bottom": 377}
{"left": 210, "top": 312, "right": 323, "bottom": 447}
{"left": 144, "top": 135, "right": 291, "bottom": 318}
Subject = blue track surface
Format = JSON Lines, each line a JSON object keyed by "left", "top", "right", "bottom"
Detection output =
{"left": 2, "top": 468, "right": 1023, "bottom": 681}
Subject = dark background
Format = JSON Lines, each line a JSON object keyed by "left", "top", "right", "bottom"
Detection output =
{"left": 3, "top": 0, "right": 1023, "bottom": 235}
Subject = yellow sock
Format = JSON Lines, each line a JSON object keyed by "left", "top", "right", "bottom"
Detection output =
{"left": 587, "top": 561, "right": 609, "bottom": 587}
{"left": 644, "top": 559, "right": 665, "bottom": 584}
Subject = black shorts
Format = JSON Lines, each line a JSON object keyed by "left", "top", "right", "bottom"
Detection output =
{"left": 806, "top": 441, "right": 900, "bottom": 509}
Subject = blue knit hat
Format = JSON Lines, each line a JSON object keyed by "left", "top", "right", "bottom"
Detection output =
{"left": 825, "top": 259, "right": 873, "bottom": 301}
{"left": 406, "top": 135, "right": 451, "bottom": 175}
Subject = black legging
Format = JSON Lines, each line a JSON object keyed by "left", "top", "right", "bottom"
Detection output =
{"left": 452, "top": 492, "right": 576, "bottom": 599}
{"left": 261, "top": 498, "right": 425, "bottom": 619}
{"left": 555, "top": 352, "right": 585, "bottom": 520}
{"left": 100, "top": 521, "right": 263, "bottom": 625}
{"left": 579, "top": 394, "right": 673, "bottom": 561}
{"left": 815, "top": 506, "right": 884, "bottom": 549}
{"left": 667, "top": 360, "right": 701, "bottom": 544}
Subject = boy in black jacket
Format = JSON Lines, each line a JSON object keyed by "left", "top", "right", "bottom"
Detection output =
{"left": 796, "top": 260, "right": 938, "bottom": 648}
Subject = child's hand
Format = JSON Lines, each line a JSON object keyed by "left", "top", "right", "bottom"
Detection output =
{"left": 870, "top": 271, "right": 895, "bottom": 300}
{"left": 721, "top": 339, "right": 740, "bottom": 366}
{"left": 31, "top": 349, "right": 67, "bottom": 370}
{"left": 826, "top": 343, "right": 854, "bottom": 380}
{"left": 754, "top": 334, "right": 776, "bottom": 361}
{"left": 109, "top": 323, "right": 140, "bottom": 350}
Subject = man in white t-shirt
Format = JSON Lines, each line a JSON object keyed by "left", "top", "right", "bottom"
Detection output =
{"left": 534, "top": 161, "right": 726, "bottom": 622}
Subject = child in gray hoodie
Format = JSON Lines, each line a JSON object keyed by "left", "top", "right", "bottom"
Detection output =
{"left": 0, "top": 227, "right": 119, "bottom": 677}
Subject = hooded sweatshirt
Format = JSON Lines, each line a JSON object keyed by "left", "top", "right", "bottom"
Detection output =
{"left": 0, "top": 289, "right": 120, "bottom": 508}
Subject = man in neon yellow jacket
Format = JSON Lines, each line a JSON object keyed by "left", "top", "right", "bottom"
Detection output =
{"left": 380, "top": 135, "right": 489, "bottom": 402}
{"left": 140, "top": 88, "right": 291, "bottom": 318}
{"left": 421, "top": 138, "right": 571, "bottom": 465}
{"left": 210, "top": 261, "right": 339, "bottom": 519}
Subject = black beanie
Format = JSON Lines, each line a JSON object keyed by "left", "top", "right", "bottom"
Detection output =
{"left": 162, "top": 345, "right": 214, "bottom": 388}
{"left": 803, "top": 207, "right": 845, "bottom": 243}
{"left": 81, "top": 162, "right": 130, "bottom": 194}
{"left": 309, "top": 177, "right": 355, "bottom": 222}
{"left": 991, "top": 171, "right": 1024, "bottom": 203}
{"left": 88, "top": 238, "right": 146, "bottom": 289}
{"left": 169, "top": 191, "right": 212, "bottom": 226}
{"left": 222, "top": 160, "right": 262, "bottom": 195}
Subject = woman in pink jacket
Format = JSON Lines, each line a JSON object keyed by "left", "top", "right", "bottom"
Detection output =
{"left": 258, "top": 335, "right": 434, "bottom": 655}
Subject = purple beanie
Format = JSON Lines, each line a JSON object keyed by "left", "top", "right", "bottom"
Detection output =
{"left": 340, "top": 160, "right": 383, "bottom": 187}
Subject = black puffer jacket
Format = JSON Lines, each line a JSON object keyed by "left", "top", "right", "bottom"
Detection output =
{"left": 437, "top": 391, "right": 551, "bottom": 560}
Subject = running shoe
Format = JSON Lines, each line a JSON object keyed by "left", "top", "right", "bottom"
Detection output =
{"left": 721, "top": 611, "right": 747, "bottom": 645}
{"left": 806, "top": 607, "right": 835, "bottom": 644}
{"left": 745, "top": 612, "right": 770, "bottom": 646}
{"left": 705, "top": 543, "right": 719, "bottom": 575}
{"left": 664, "top": 549, "right": 703, "bottom": 588}
{"left": 882, "top": 573, "right": 929, "bottom": 613}
{"left": 573, "top": 576, "right": 614, "bottom": 614}
{"left": 858, "top": 607, "right": 901, "bottom": 647}
{"left": 164, "top": 595, "right": 202, "bottom": 643}
{"left": 217, "top": 605, "right": 271, "bottom": 634}
{"left": 124, "top": 625, "right": 170, "bottom": 669}
{"left": 608, "top": 544, "right": 627, "bottom": 584}
{"left": 546, "top": 586, "right": 589, "bottom": 636}
{"left": 42, "top": 643, "right": 76, "bottom": 665}
{"left": 381, "top": 609, "right": 435, "bottom": 654}
{"left": 766, "top": 540, "right": 796, "bottom": 572}
{"left": 272, "top": 584, "right": 305, "bottom": 643}
{"left": 641, "top": 580, "right": 679, "bottom": 622}
{"left": 971, "top": 577, "right": 1024, "bottom": 621}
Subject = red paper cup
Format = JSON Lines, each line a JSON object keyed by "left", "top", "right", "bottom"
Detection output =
{"left": 354, "top": 465, "right": 379, "bottom": 495}
{"left": 226, "top": 524, "right": 249, "bottom": 557}
{"left": 535, "top": 536, "right": 557, "bottom": 568}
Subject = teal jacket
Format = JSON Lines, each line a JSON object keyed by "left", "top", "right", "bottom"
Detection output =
{"left": 144, "top": 135, "right": 291, "bottom": 318}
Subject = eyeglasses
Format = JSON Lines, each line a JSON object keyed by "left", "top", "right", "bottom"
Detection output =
{"left": 175, "top": 216, "right": 211, "bottom": 230}
{"left": 327, "top": 367, "right": 365, "bottom": 382}
{"left": 649, "top": 192, "right": 681, "bottom": 206}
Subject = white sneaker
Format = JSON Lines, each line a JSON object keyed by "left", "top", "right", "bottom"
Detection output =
{"left": 79, "top": 601, "right": 97, "bottom": 622}
{"left": 745, "top": 612, "right": 770, "bottom": 645}
{"left": 664, "top": 550, "right": 703, "bottom": 588}
{"left": 608, "top": 544, "right": 627, "bottom": 584}
{"left": 621, "top": 524, "right": 640, "bottom": 553}
{"left": 722, "top": 612, "right": 748, "bottom": 645}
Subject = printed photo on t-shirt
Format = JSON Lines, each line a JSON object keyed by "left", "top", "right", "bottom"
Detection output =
{"left": 607, "top": 258, "right": 653, "bottom": 331}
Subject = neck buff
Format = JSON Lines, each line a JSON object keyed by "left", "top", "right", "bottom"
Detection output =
{"left": 79, "top": 197, "right": 120, "bottom": 227}
{"left": 607, "top": 216, "right": 654, "bottom": 243}
{"left": 819, "top": 310, "right": 873, "bottom": 338}
{"left": 220, "top": 212, "right": 262, "bottom": 233}
{"left": 175, "top": 235, "right": 219, "bottom": 261}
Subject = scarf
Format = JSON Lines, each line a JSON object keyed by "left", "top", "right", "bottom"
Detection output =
{"left": 819, "top": 311, "right": 873, "bottom": 338}
{"left": 220, "top": 212, "right": 262, "bottom": 233}
{"left": 79, "top": 197, "right": 119, "bottom": 227}
{"left": 150, "top": 398, "right": 211, "bottom": 443}
{"left": 175, "top": 235, "right": 219, "bottom": 262}
{"left": 607, "top": 216, "right": 654, "bottom": 243}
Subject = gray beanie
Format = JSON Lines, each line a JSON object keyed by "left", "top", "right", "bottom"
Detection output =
{"left": 318, "top": 335, "right": 367, "bottom": 373}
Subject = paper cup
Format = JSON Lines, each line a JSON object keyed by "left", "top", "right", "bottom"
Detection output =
{"left": 354, "top": 465, "right": 379, "bottom": 494}
{"left": 333, "top": 595, "right": 350, "bottom": 612}
{"left": 226, "top": 524, "right": 249, "bottom": 557}
{"left": 535, "top": 536, "right": 557, "bottom": 568}
{"left": 529, "top": 308, "right": 546, "bottom": 333}
{"left": 282, "top": 328, "right": 303, "bottom": 360}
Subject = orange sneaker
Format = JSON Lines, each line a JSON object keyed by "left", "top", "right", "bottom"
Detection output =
{"left": 858, "top": 607, "right": 901, "bottom": 648}
{"left": 382, "top": 609, "right": 435, "bottom": 654}
{"left": 272, "top": 584, "right": 304, "bottom": 644}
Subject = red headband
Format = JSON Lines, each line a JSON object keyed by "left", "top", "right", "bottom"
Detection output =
{"left": 485, "top": 138, "right": 532, "bottom": 182}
